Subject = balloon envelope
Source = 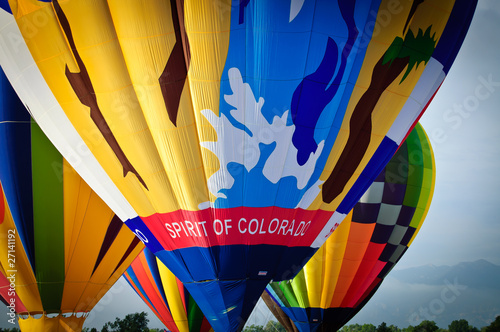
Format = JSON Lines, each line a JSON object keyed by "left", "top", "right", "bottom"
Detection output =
{"left": 265, "top": 123, "right": 435, "bottom": 332}
{"left": 0, "top": 1, "right": 475, "bottom": 330}
{"left": 124, "top": 247, "right": 214, "bottom": 332}
{"left": 0, "top": 68, "right": 144, "bottom": 331}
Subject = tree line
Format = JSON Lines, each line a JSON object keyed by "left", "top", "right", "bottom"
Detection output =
{"left": 0, "top": 313, "right": 498, "bottom": 331}
{"left": 242, "top": 316, "right": 500, "bottom": 332}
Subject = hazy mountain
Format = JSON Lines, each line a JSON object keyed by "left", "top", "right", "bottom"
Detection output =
{"left": 389, "top": 259, "right": 500, "bottom": 290}
{"left": 347, "top": 260, "right": 500, "bottom": 329}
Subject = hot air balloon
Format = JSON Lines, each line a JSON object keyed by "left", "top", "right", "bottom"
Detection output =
{"left": 124, "top": 247, "right": 214, "bottom": 332}
{"left": 0, "top": 1, "right": 476, "bottom": 330}
{"left": 0, "top": 68, "right": 144, "bottom": 331}
{"left": 264, "top": 123, "right": 435, "bottom": 332}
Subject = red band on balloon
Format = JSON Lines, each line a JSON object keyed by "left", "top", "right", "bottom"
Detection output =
{"left": 141, "top": 207, "right": 334, "bottom": 250}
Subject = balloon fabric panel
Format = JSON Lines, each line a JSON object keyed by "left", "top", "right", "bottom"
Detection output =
{"left": 265, "top": 122, "right": 436, "bottom": 331}
{"left": 124, "top": 247, "right": 214, "bottom": 332}
{"left": 31, "top": 120, "right": 65, "bottom": 312}
{"left": 0, "top": 186, "right": 33, "bottom": 314}
{"left": 0, "top": 68, "right": 144, "bottom": 330}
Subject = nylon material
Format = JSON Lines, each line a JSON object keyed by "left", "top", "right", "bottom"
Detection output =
{"left": 60, "top": 1, "right": 186, "bottom": 210}
{"left": 371, "top": 91, "right": 409, "bottom": 137}
{"left": 61, "top": 1, "right": 136, "bottom": 93}
{"left": 409, "top": 205, "right": 426, "bottom": 229}
{"left": 280, "top": 280, "right": 300, "bottom": 309}
{"left": 107, "top": 0, "right": 173, "bottom": 41}
{"left": 303, "top": 246, "right": 326, "bottom": 308}
{"left": 150, "top": 126, "right": 208, "bottom": 207}
{"left": 13, "top": 1, "right": 159, "bottom": 216}
{"left": 184, "top": 2, "right": 230, "bottom": 109}
{"left": 387, "top": 224, "right": 408, "bottom": 245}
{"left": 407, "top": 164, "right": 424, "bottom": 187}
{"left": 0, "top": 271, "right": 27, "bottom": 312}
{"left": 316, "top": 0, "right": 454, "bottom": 212}
{"left": 265, "top": 123, "right": 438, "bottom": 326}
{"left": 406, "top": 59, "right": 444, "bottom": 105}
{"left": 186, "top": 293, "right": 208, "bottom": 332}
{"left": 135, "top": 256, "right": 178, "bottom": 330}
{"left": 182, "top": 280, "right": 233, "bottom": 331}
{"left": 2, "top": 0, "right": 450, "bottom": 226}
{"left": 408, "top": 193, "right": 435, "bottom": 240}
{"left": 0, "top": 4, "right": 138, "bottom": 221}
{"left": 31, "top": 121, "right": 65, "bottom": 311}
{"left": 346, "top": 261, "right": 386, "bottom": 308}
{"left": 176, "top": 278, "right": 187, "bottom": 313}
{"left": 403, "top": 183, "right": 423, "bottom": 208}
{"left": 86, "top": 227, "right": 141, "bottom": 286}
{"left": 388, "top": 244, "right": 407, "bottom": 264}
{"left": 375, "top": 204, "right": 402, "bottom": 225}
{"left": 183, "top": 1, "right": 231, "bottom": 206}
{"left": 359, "top": 182, "right": 384, "bottom": 204}
{"left": 0, "top": 189, "right": 42, "bottom": 312}
{"left": 421, "top": 163, "right": 434, "bottom": 193}
{"left": 345, "top": 223, "right": 375, "bottom": 247}
{"left": 139, "top": 254, "right": 165, "bottom": 309}
{"left": 108, "top": 0, "right": 229, "bottom": 212}
{"left": 18, "top": 314, "right": 86, "bottom": 332}
{"left": 80, "top": 246, "right": 144, "bottom": 313}
{"left": 406, "top": 132, "right": 424, "bottom": 166}
{"left": 437, "top": 1, "right": 477, "bottom": 73}
{"left": 107, "top": 0, "right": 211, "bottom": 212}
{"left": 61, "top": 192, "right": 115, "bottom": 311}
{"left": 316, "top": 102, "right": 395, "bottom": 212}
{"left": 62, "top": 0, "right": 213, "bottom": 213}
{"left": 329, "top": 275, "right": 350, "bottom": 307}
{"left": 105, "top": 0, "right": 177, "bottom": 93}
{"left": 320, "top": 217, "right": 351, "bottom": 308}
{"left": 290, "top": 269, "right": 309, "bottom": 309}
{"left": 341, "top": 257, "right": 383, "bottom": 306}
{"left": 394, "top": 61, "right": 446, "bottom": 142}
{"left": 284, "top": 3, "right": 392, "bottom": 209}
{"left": 106, "top": 238, "right": 144, "bottom": 284}
{"left": 73, "top": 282, "right": 108, "bottom": 314}
{"left": 84, "top": 241, "right": 142, "bottom": 309}
{"left": 9, "top": 0, "right": 44, "bottom": 17}
{"left": 311, "top": 211, "right": 346, "bottom": 249}
{"left": 158, "top": 261, "right": 190, "bottom": 332}
{"left": 386, "top": 97, "right": 422, "bottom": 144}
{"left": 63, "top": 160, "right": 92, "bottom": 273}
{"left": 63, "top": 192, "right": 113, "bottom": 281}
{"left": 411, "top": 1, "right": 455, "bottom": 46}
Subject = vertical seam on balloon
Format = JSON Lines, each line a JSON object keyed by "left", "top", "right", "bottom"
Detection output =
{"left": 51, "top": 0, "right": 149, "bottom": 190}
{"left": 268, "top": 0, "right": 318, "bottom": 213}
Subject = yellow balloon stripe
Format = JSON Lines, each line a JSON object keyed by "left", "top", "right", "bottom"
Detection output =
{"left": 157, "top": 257, "right": 190, "bottom": 332}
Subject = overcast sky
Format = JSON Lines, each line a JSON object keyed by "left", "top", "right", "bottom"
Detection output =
{"left": 1, "top": 1, "right": 498, "bottom": 330}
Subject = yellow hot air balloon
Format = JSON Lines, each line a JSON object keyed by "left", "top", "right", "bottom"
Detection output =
{"left": 265, "top": 123, "right": 435, "bottom": 331}
{"left": 0, "top": 1, "right": 475, "bottom": 330}
{"left": 0, "top": 68, "right": 144, "bottom": 331}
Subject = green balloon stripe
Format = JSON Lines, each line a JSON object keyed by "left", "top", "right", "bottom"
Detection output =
{"left": 31, "top": 120, "right": 65, "bottom": 312}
